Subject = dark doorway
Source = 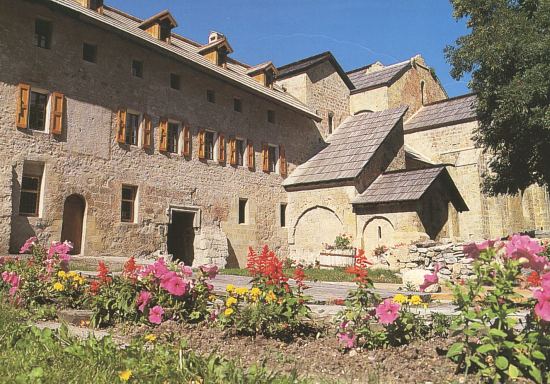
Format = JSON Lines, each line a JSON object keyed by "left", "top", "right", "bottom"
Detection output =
{"left": 167, "top": 211, "right": 195, "bottom": 265}
{"left": 60, "top": 194, "right": 86, "bottom": 254}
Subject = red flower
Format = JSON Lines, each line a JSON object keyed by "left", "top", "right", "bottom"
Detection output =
{"left": 345, "top": 249, "right": 372, "bottom": 285}
{"left": 293, "top": 266, "right": 308, "bottom": 289}
{"left": 123, "top": 256, "right": 140, "bottom": 281}
{"left": 97, "top": 261, "right": 112, "bottom": 284}
{"left": 246, "top": 245, "right": 289, "bottom": 286}
{"left": 527, "top": 271, "right": 541, "bottom": 287}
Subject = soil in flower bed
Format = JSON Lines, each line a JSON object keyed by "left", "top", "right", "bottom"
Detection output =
{"left": 118, "top": 322, "right": 480, "bottom": 384}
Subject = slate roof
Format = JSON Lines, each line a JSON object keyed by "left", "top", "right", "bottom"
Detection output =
{"left": 351, "top": 166, "right": 468, "bottom": 211}
{"left": 277, "top": 51, "right": 355, "bottom": 90}
{"left": 405, "top": 94, "right": 477, "bottom": 132}
{"left": 48, "top": 1, "right": 320, "bottom": 121}
{"left": 347, "top": 60, "right": 411, "bottom": 92}
{"left": 283, "top": 107, "right": 408, "bottom": 187}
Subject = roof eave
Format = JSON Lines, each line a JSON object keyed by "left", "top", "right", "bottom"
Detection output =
{"left": 404, "top": 117, "right": 478, "bottom": 134}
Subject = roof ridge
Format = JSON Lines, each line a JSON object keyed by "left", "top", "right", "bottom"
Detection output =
{"left": 346, "top": 58, "right": 411, "bottom": 75}
{"left": 423, "top": 92, "right": 477, "bottom": 107}
{"left": 277, "top": 51, "right": 332, "bottom": 71}
{"left": 381, "top": 165, "right": 445, "bottom": 175}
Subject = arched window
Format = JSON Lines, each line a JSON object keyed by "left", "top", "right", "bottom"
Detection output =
{"left": 328, "top": 111, "right": 334, "bottom": 134}
{"left": 420, "top": 81, "right": 426, "bottom": 106}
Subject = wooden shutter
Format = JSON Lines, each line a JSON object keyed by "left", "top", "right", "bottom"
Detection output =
{"left": 198, "top": 130, "right": 205, "bottom": 159}
{"left": 183, "top": 126, "right": 191, "bottom": 157}
{"left": 49, "top": 92, "right": 64, "bottom": 135}
{"left": 247, "top": 141, "right": 254, "bottom": 170}
{"left": 142, "top": 114, "right": 152, "bottom": 149}
{"left": 16, "top": 83, "right": 30, "bottom": 129}
{"left": 262, "top": 143, "right": 269, "bottom": 173}
{"left": 159, "top": 119, "right": 168, "bottom": 152}
{"left": 218, "top": 133, "right": 226, "bottom": 163}
{"left": 116, "top": 109, "right": 127, "bottom": 143}
{"left": 229, "top": 137, "right": 237, "bottom": 166}
{"left": 279, "top": 145, "right": 287, "bottom": 177}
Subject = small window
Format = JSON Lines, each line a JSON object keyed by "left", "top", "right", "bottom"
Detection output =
{"left": 131, "top": 60, "right": 143, "bottom": 78}
{"left": 267, "top": 110, "right": 276, "bottom": 123}
{"left": 28, "top": 91, "right": 48, "bottom": 131}
{"left": 82, "top": 43, "right": 97, "bottom": 63}
{"left": 268, "top": 145, "right": 277, "bottom": 173}
{"left": 34, "top": 19, "right": 52, "bottom": 49}
{"left": 378, "top": 226, "right": 382, "bottom": 240}
{"left": 238, "top": 199, "right": 248, "bottom": 224}
{"left": 125, "top": 112, "right": 139, "bottom": 146}
{"left": 280, "top": 203, "right": 287, "bottom": 227}
{"left": 121, "top": 185, "right": 137, "bottom": 223}
{"left": 19, "top": 176, "right": 41, "bottom": 216}
{"left": 328, "top": 111, "right": 334, "bottom": 134}
{"left": 206, "top": 89, "right": 215, "bottom": 103}
{"left": 204, "top": 131, "right": 215, "bottom": 160}
{"left": 420, "top": 81, "right": 426, "bottom": 105}
{"left": 170, "top": 73, "right": 180, "bottom": 90}
{"left": 233, "top": 98, "right": 242, "bottom": 112}
{"left": 235, "top": 138, "right": 245, "bottom": 166}
{"left": 167, "top": 123, "right": 179, "bottom": 153}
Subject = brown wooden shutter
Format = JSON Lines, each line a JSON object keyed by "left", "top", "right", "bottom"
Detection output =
{"left": 279, "top": 144, "right": 287, "bottom": 177}
{"left": 49, "top": 92, "right": 64, "bottom": 135}
{"left": 262, "top": 143, "right": 269, "bottom": 173}
{"left": 198, "top": 129, "right": 205, "bottom": 159}
{"left": 229, "top": 137, "right": 237, "bottom": 166}
{"left": 218, "top": 133, "right": 226, "bottom": 163}
{"left": 116, "top": 109, "right": 127, "bottom": 143}
{"left": 142, "top": 114, "right": 152, "bottom": 149}
{"left": 159, "top": 119, "right": 168, "bottom": 152}
{"left": 183, "top": 126, "right": 191, "bottom": 157}
{"left": 16, "top": 83, "right": 30, "bottom": 129}
{"left": 247, "top": 141, "right": 254, "bottom": 170}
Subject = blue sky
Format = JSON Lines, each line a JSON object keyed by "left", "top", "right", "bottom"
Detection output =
{"left": 108, "top": 0, "right": 471, "bottom": 96}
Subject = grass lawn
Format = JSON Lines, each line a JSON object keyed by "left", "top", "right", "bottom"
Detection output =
{"left": 220, "top": 267, "right": 402, "bottom": 284}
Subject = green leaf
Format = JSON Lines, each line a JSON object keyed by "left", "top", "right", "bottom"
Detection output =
{"left": 508, "top": 364, "right": 519, "bottom": 379}
{"left": 531, "top": 350, "right": 546, "bottom": 361}
{"left": 529, "top": 366, "right": 542, "bottom": 384}
{"left": 476, "top": 344, "right": 495, "bottom": 354}
{"left": 488, "top": 329, "right": 507, "bottom": 338}
{"left": 446, "top": 342, "right": 464, "bottom": 358}
{"left": 495, "top": 356, "right": 508, "bottom": 370}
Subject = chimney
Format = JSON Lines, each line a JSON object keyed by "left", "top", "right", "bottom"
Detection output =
{"left": 209, "top": 31, "right": 225, "bottom": 43}
{"left": 74, "top": 0, "right": 104, "bottom": 13}
{"left": 138, "top": 10, "right": 178, "bottom": 43}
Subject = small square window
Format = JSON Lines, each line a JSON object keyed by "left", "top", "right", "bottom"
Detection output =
{"left": 235, "top": 139, "right": 245, "bottom": 166}
{"left": 280, "top": 203, "right": 287, "bottom": 227}
{"left": 125, "top": 113, "right": 139, "bottom": 146}
{"left": 34, "top": 19, "right": 52, "bottom": 49}
{"left": 267, "top": 110, "right": 276, "bottom": 123}
{"left": 238, "top": 199, "right": 248, "bottom": 224}
{"left": 132, "top": 60, "right": 143, "bottom": 78}
{"left": 28, "top": 91, "right": 48, "bottom": 131}
{"left": 19, "top": 176, "right": 41, "bottom": 216}
{"left": 170, "top": 73, "right": 180, "bottom": 90}
{"left": 204, "top": 131, "right": 215, "bottom": 160}
{"left": 206, "top": 89, "right": 215, "bottom": 103}
{"left": 234, "top": 98, "right": 242, "bottom": 112}
{"left": 83, "top": 43, "right": 97, "bottom": 63}
{"left": 121, "top": 185, "right": 137, "bottom": 223}
{"left": 167, "top": 123, "right": 179, "bottom": 154}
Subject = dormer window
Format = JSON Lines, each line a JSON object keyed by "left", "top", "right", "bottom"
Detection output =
{"left": 74, "top": 0, "right": 104, "bottom": 13}
{"left": 198, "top": 32, "right": 233, "bottom": 68}
{"left": 246, "top": 62, "right": 279, "bottom": 88}
{"left": 138, "top": 10, "right": 178, "bottom": 43}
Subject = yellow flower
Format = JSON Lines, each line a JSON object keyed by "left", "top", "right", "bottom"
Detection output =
{"left": 265, "top": 291, "right": 276, "bottom": 303}
{"left": 250, "top": 287, "right": 261, "bottom": 296}
{"left": 67, "top": 271, "right": 77, "bottom": 278}
{"left": 393, "top": 294, "right": 408, "bottom": 304}
{"left": 226, "top": 284, "right": 235, "bottom": 293}
{"left": 235, "top": 287, "right": 249, "bottom": 296}
{"left": 225, "top": 297, "right": 238, "bottom": 307}
{"left": 53, "top": 282, "right": 65, "bottom": 292}
{"left": 144, "top": 334, "right": 157, "bottom": 342}
{"left": 409, "top": 295, "right": 423, "bottom": 306}
{"left": 119, "top": 369, "right": 132, "bottom": 381}
{"left": 224, "top": 308, "right": 234, "bottom": 316}
{"left": 57, "top": 270, "right": 66, "bottom": 278}
{"left": 208, "top": 295, "right": 217, "bottom": 302}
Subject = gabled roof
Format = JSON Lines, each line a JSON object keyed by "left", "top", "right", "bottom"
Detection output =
{"left": 404, "top": 94, "right": 477, "bottom": 133}
{"left": 283, "top": 106, "right": 408, "bottom": 188}
{"left": 197, "top": 37, "right": 234, "bottom": 54}
{"left": 347, "top": 59, "right": 411, "bottom": 93}
{"left": 352, "top": 166, "right": 468, "bottom": 211}
{"left": 277, "top": 51, "right": 355, "bottom": 90}
{"left": 138, "top": 10, "right": 178, "bottom": 30}
{"left": 246, "top": 61, "right": 278, "bottom": 76}
{"left": 49, "top": 0, "right": 320, "bottom": 121}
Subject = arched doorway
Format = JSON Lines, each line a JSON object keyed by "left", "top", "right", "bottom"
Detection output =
{"left": 60, "top": 194, "right": 86, "bottom": 254}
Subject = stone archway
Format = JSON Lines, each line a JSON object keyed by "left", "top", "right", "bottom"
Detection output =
{"left": 291, "top": 206, "right": 343, "bottom": 263}
{"left": 60, "top": 194, "right": 86, "bottom": 254}
{"left": 362, "top": 216, "right": 395, "bottom": 251}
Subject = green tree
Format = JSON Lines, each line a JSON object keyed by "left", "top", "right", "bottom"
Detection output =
{"left": 445, "top": 0, "right": 550, "bottom": 194}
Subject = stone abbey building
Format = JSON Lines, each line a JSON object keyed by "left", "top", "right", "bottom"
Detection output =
{"left": 1, "top": 0, "right": 550, "bottom": 266}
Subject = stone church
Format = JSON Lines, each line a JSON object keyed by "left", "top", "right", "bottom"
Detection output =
{"left": 1, "top": 0, "right": 549, "bottom": 266}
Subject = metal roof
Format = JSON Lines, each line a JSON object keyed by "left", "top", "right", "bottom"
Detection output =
{"left": 283, "top": 107, "right": 408, "bottom": 187}
{"left": 404, "top": 94, "right": 477, "bottom": 132}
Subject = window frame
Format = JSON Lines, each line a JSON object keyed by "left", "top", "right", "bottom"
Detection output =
{"left": 233, "top": 98, "right": 242, "bottom": 112}
{"left": 166, "top": 121, "right": 181, "bottom": 154}
{"left": 82, "top": 42, "right": 97, "bottom": 63}
{"left": 280, "top": 203, "right": 287, "bottom": 227}
{"left": 28, "top": 88, "right": 50, "bottom": 132}
{"left": 34, "top": 19, "right": 52, "bottom": 49}
{"left": 124, "top": 110, "right": 141, "bottom": 146}
{"left": 19, "top": 175, "right": 41, "bottom": 217}
{"left": 121, "top": 185, "right": 138, "bottom": 223}
{"left": 170, "top": 73, "right": 180, "bottom": 90}
{"left": 204, "top": 130, "right": 216, "bottom": 161}
{"left": 238, "top": 198, "right": 248, "bottom": 225}
{"left": 206, "top": 89, "right": 216, "bottom": 103}
{"left": 267, "top": 144, "right": 278, "bottom": 173}
{"left": 267, "top": 109, "right": 276, "bottom": 124}
{"left": 131, "top": 59, "right": 144, "bottom": 78}
{"left": 235, "top": 138, "right": 245, "bottom": 167}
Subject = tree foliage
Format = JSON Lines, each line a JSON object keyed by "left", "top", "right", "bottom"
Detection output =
{"left": 445, "top": 0, "right": 550, "bottom": 194}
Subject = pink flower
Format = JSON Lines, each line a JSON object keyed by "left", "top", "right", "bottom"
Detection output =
{"left": 136, "top": 290, "right": 152, "bottom": 312}
{"left": 533, "top": 272, "right": 550, "bottom": 322}
{"left": 161, "top": 275, "right": 187, "bottom": 296}
{"left": 206, "top": 283, "right": 213, "bottom": 292}
{"left": 505, "top": 234, "right": 548, "bottom": 272}
{"left": 199, "top": 264, "right": 219, "bottom": 279}
{"left": 376, "top": 299, "right": 400, "bottom": 325}
{"left": 48, "top": 241, "right": 73, "bottom": 261}
{"left": 337, "top": 332, "right": 356, "bottom": 348}
{"left": 153, "top": 258, "right": 170, "bottom": 279}
{"left": 181, "top": 265, "right": 193, "bottom": 277}
{"left": 19, "top": 236, "right": 37, "bottom": 254}
{"left": 148, "top": 305, "right": 164, "bottom": 324}
{"left": 463, "top": 239, "right": 496, "bottom": 259}
{"left": 420, "top": 263, "right": 441, "bottom": 292}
